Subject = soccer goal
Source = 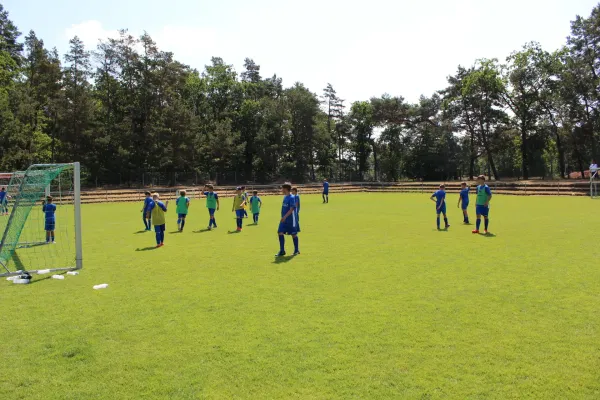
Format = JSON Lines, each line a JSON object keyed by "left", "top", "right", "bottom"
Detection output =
{"left": 0, "top": 163, "right": 82, "bottom": 277}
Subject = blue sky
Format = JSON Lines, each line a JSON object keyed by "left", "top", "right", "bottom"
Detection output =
{"left": 4, "top": 0, "right": 599, "bottom": 104}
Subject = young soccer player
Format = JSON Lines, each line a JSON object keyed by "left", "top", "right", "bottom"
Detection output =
{"left": 276, "top": 183, "right": 300, "bottom": 257}
{"left": 322, "top": 179, "right": 329, "bottom": 203}
{"left": 473, "top": 175, "right": 492, "bottom": 235}
{"left": 42, "top": 196, "right": 56, "bottom": 244}
{"left": 241, "top": 186, "right": 249, "bottom": 218}
{"left": 203, "top": 184, "right": 219, "bottom": 230}
{"left": 292, "top": 187, "right": 300, "bottom": 227}
{"left": 0, "top": 187, "right": 8, "bottom": 215}
{"left": 150, "top": 193, "right": 168, "bottom": 247}
{"left": 249, "top": 190, "right": 262, "bottom": 224}
{"left": 141, "top": 191, "right": 153, "bottom": 230}
{"left": 175, "top": 190, "right": 190, "bottom": 232}
{"left": 458, "top": 182, "right": 470, "bottom": 224}
{"left": 232, "top": 187, "right": 246, "bottom": 232}
{"left": 430, "top": 184, "right": 450, "bottom": 230}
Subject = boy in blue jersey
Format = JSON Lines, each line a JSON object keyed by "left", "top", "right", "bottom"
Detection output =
{"left": 42, "top": 196, "right": 57, "bottom": 244}
{"left": 176, "top": 190, "right": 190, "bottom": 232}
{"left": 473, "top": 175, "right": 492, "bottom": 235}
{"left": 457, "top": 182, "right": 470, "bottom": 224}
{"left": 276, "top": 183, "right": 300, "bottom": 257}
{"left": 141, "top": 191, "right": 153, "bottom": 231}
{"left": 203, "top": 184, "right": 219, "bottom": 230}
{"left": 430, "top": 184, "right": 450, "bottom": 230}
{"left": 0, "top": 187, "right": 8, "bottom": 215}
{"left": 322, "top": 179, "right": 329, "bottom": 203}
{"left": 249, "top": 190, "right": 262, "bottom": 224}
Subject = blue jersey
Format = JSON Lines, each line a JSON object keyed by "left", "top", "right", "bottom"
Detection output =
{"left": 143, "top": 197, "right": 154, "bottom": 212}
{"left": 323, "top": 182, "right": 329, "bottom": 192}
{"left": 43, "top": 203, "right": 56, "bottom": 221}
{"left": 295, "top": 194, "right": 300, "bottom": 213}
{"left": 460, "top": 188, "right": 470, "bottom": 203}
{"left": 0, "top": 191, "right": 6, "bottom": 202}
{"left": 281, "top": 194, "right": 296, "bottom": 222}
{"left": 432, "top": 190, "right": 446, "bottom": 207}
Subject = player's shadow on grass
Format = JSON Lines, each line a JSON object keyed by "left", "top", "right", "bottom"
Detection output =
{"left": 227, "top": 230, "right": 241, "bottom": 234}
{"left": 480, "top": 232, "right": 497, "bottom": 238}
{"left": 135, "top": 246, "right": 158, "bottom": 251}
{"left": 194, "top": 229, "right": 212, "bottom": 233}
{"left": 169, "top": 231, "right": 182, "bottom": 234}
{"left": 245, "top": 223, "right": 258, "bottom": 227}
{"left": 272, "top": 255, "right": 296, "bottom": 264}
{"left": 134, "top": 230, "right": 148, "bottom": 234}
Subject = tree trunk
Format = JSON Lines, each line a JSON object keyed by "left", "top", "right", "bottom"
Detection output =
{"left": 521, "top": 122, "right": 529, "bottom": 180}
{"left": 371, "top": 140, "right": 378, "bottom": 181}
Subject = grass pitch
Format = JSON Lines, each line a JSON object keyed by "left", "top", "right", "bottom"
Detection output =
{"left": 1, "top": 193, "right": 599, "bottom": 399}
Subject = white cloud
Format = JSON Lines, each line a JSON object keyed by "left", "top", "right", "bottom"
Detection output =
{"left": 64, "top": 20, "right": 119, "bottom": 48}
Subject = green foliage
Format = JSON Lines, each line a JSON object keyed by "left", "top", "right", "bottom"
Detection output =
{"left": 0, "top": 3, "right": 600, "bottom": 182}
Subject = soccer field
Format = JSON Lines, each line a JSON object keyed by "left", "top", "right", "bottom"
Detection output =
{"left": 1, "top": 193, "right": 599, "bottom": 399}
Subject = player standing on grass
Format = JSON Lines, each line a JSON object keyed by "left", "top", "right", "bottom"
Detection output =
{"left": 292, "top": 187, "right": 300, "bottom": 224}
{"left": 42, "top": 196, "right": 56, "bottom": 244}
{"left": 176, "top": 190, "right": 190, "bottom": 232}
{"left": 203, "top": 184, "right": 219, "bottom": 230}
{"left": 430, "top": 184, "right": 450, "bottom": 230}
{"left": 322, "top": 179, "right": 329, "bottom": 203}
{"left": 473, "top": 175, "right": 492, "bottom": 235}
{"left": 249, "top": 190, "right": 262, "bottom": 224}
{"left": 232, "top": 187, "right": 246, "bottom": 232}
{"left": 0, "top": 187, "right": 8, "bottom": 215}
{"left": 458, "top": 182, "right": 470, "bottom": 224}
{"left": 150, "top": 193, "right": 168, "bottom": 247}
{"left": 141, "top": 191, "right": 153, "bottom": 230}
{"left": 276, "top": 183, "right": 300, "bottom": 257}
{"left": 241, "top": 186, "right": 249, "bottom": 218}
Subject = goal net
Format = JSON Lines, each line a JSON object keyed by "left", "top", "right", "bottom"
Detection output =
{"left": 0, "top": 163, "right": 82, "bottom": 277}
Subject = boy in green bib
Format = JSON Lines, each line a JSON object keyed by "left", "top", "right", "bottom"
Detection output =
{"left": 249, "top": 190, "right": 262, "bottom": 224}
{"left": 203, "top": 184, "right": 220, "bottom": 230}
{"left": 472, "top": 175, "right": 492, "bottom": 235}
{"left": 175, "top": 190, "right": 190, "bottom": 232}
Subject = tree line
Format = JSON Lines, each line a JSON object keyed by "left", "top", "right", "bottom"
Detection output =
{"left": 1, "top": 3, "right": 600, "bottom": 184}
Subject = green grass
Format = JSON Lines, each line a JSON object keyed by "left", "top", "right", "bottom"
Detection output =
{"left": 1, "top": 193, "right": 599, "bottom": 399}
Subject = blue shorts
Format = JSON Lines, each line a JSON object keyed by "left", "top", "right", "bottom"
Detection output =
{"left": 278, "top": 222, "right": 299, "bottom": 235}
{"left": 476, "top": 205, "right": 489, "bottom": 217}
{"left": 461, "top": 202, "right": 469, "bottom": 211}
{"left": 45, "top": 220, "right": 55, "bottom": 231}
{"left": 323, "top": 191, "right": 329, "bottom": 195}
{"left": 208, "top": 208, "right": 215, "bottom": 216}
{"left": 436, "top": 204, "right": 447, "bottom": 215}
{"left": 154, "top": 224, "right": 166, "bottom": 233}
{"left": 235, "top": 210, "right": 245, "bottom": 218}
{"left": 178, "top": 213, "right": 187, "bottom": 219}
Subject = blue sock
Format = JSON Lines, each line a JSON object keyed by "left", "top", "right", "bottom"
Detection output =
{"left": 293, "top": 236, "right": 299, "bottom": 253}
{"left": 485, "top": 218, "right": 489, "bottom": 231}
{"left": 476, "top": 219, "right": 481, "bottom": 230}
{"left": 436, "top": 217, "right": 440, "bottom": 229}
{"left": 143, "top": 216, "right": 148, "bottom": 230}
{"left": 279, "top": 235, "right": 285, "bottom": 252}
{"left": 161, "top": 230, "right": 165, "bottom": 243}
{"left": 237, "top": 218, "right": 242, "bottom": 229}
{"left": 444, "top": 217, "right": 448, "bottom": 227}
{"left": 213, "top": 218, "right": 217, "bottom": 227}
{"left": 155, "top": 230, "right": 161, "bottom": 245}
{"left": 181, "top": 219, "right": 185, "bottom": 229}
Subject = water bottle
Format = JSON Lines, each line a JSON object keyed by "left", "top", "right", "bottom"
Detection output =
{"left": 52, "top": 275, "right": 65, "bottom": 280}
{"left": 93, "top": 284, "right": 108, "bottom": 290}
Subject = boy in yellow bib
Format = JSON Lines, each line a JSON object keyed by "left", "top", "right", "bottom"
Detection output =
{"left": 150, "top": 193, "right": 169, "bottom": 247}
